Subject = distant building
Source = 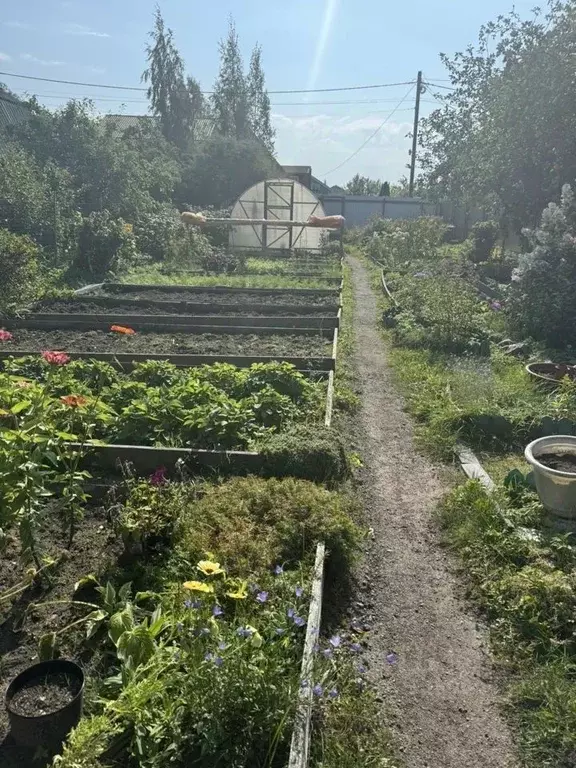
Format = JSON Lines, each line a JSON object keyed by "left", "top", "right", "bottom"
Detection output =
{"left": 280, "top": 165, "right": 332, "bottom": 195}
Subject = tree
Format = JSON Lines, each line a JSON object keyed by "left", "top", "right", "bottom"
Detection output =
{"left": 419, "top": 3, "right": 576, "bottom": 231}
{"left": 247, "top": 44, "right": 275, "bottom": 154}
{"left": 142, "top": 7, "right": 204, "bottom": 148}
{"left": 345, "top": 174, "right": 382, "bottom": 195}
{"left": 379, "top": 181, "right": 391, "bottom": 197}
{"left": 212, "top": 18, "right": 249, "bottom": 139}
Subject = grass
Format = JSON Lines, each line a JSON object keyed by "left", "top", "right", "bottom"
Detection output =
{"left": 124, "top": 266, "right": 338, "bottom": 291}
{"left": 244, "top": 257, "right": 341, "bottom": 277}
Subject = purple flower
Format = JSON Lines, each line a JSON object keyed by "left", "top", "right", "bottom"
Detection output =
{"left": 287, "top": 607, "right": 295, "bottom": 619}
{"left": 273, "top": 564, "right": 284, "bottom": 576}
{"left": 386, "top": 652, "right": 398, "bottom": 665}
{"left": 312, "top": 684, "right": 323, "bottom": 697}
{"left": 218, "top": 641, "right": 228, "bottom": 650}
{"left": 185, "top": 599, "right": 201, "bottom": 609}
{"left": 237, "top": 626, "right": 253, "bottom": 638}
{"left": 204, "top": 652, "right": 213, "bottom": 662}
{"left": 322, "top": 648, "right": 333, "bottom": 659}
{"left": 256, "top": 591, "right": 268, "bottom": 604}
{"left": 349, "top": 642, "right": 362, "bottom": 653}
{"left": 295, "top": 586, "right": 303, "bottom": 598}
{"left": 490, "top": 300, "right": 502, "bottom": 311}
{"left": 214, "top": 656, "right": 224, "bottom": 667}
{"left": 329, "top": 635, "right": 341, "bottom": 648}
{"left": 328, "top": 688, "right": 339, "bottom": 699}
{"left": 358, "top": 664, "right": 367, "bottom": 674}
{"left": 212, "top": 605, "right": 224, "bottom": 617}
{"left": 293, "top": 615, "right": 306, "bottom": 628}
{"left": 275, "top": 627, "right": 285, "bottom": 635}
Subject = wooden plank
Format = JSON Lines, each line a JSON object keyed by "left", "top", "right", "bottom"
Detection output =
{"left": 324, "top": 370, "right": 335, "bottom": 428}
{"left": 455, "top": 442, "right": 496, "bottom": 492}
{"left": 0, "top": 351, "right": 336, "bottom": 371}
{"left": 73, "top": 283, "right": 104, "bottom": 295}
{"left": 288, "top": 542, "right": 326, "bottom": 768}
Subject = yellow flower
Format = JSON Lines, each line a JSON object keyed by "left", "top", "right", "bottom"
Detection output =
{"left": 183, "top": 580, "right": 214, "bottom": 593}
{"left": 225, "top": 581, "right": 248, "bottom": 600}
{"left": 197, "top": 560, "right": 224, "bottom": 577}
{"left": 122, "top": 223, "right": 133, "bottom": 234}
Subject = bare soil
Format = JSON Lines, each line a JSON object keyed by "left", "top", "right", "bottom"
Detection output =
{"left": 2, "top": 329, "right": 331, "bottom": 357}
{"left": 9, "top": 672, "right": 81, "bottom": 717}
{"left": 34, "top": 299, "right": 335, "bottom": 318}
{"left": 538, "top": 452, "right": 576, "bottom": 473}
{"left": 348, "top": 256, "right": 518, "bottom": 768}
{"left": 95, "top": 287, "right": 337, "bottom": 306}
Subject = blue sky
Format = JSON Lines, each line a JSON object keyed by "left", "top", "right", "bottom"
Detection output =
{"left": 1, "top": 0, "right": 537, "bottom": 185}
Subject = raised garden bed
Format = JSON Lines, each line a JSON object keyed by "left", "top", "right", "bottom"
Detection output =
{"left": 1, "top": 329, "right": 332, "bottom": 357}
{"left": 94, "top": 283, "right": 341, "bottom": 300}
{"left": 33, "top": 298, "right": 340, "bottom": 318}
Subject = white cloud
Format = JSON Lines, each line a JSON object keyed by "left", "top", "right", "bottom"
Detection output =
{"left": 20, "top": 53, "right": 65, "bottom": 67}
{"left": 62, "top": 23, "right": 110, "bottom": 38}
{"left": 272, "top": 112, "right": 414, "bottom": 184}
{"left": 0, "top": 52, "right": 11, "bottom": 61}
{"left": 3, "top": 21, "right": 32, "bottom": 30}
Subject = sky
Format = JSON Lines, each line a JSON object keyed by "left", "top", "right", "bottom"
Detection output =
{"left": 0, "top": 0, "right": 539, "bottom": 186}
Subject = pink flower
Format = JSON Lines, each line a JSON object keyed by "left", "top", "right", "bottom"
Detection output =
{"left": 0, "top": 330, "right": 13, "bottom": 342}
{"left": 42, "top": 351, "right": 70, "bottom": 366}
{"left": 149, "top": 466, "right": 167, "bottom": 486}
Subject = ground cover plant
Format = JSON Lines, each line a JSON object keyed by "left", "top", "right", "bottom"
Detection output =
{"left": 0, "top": 358, "right": 326, "bottom": 451}
{"left": 0, "top": 329, "right": 332, "bottom": 358}
{"left": 0, "top": 473, "right": 367, "bottom": 767}
{"left": 122, "top": 266, "right": 337, "bottom": 291}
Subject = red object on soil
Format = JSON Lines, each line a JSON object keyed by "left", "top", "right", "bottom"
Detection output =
{"left": 110, "top": 325, "right": 136, "bottom": 335}
{"left": 0, "top": 330, "right": 13, "bottom": 341}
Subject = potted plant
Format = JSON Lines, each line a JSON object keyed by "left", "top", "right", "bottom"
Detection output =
{"left": 525, "top": 435, "right": 576, "bottom": 518}
{"left": 5, "top": 659, "right": 84, "bottom": 751}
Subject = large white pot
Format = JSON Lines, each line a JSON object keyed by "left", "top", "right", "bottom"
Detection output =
{"left": 525, "top": 435, "right": 576, "bottom": 518}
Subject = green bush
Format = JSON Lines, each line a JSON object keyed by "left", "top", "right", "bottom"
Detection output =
{"left": 199, "top": 248, "right": 246, "bottom": 275}
{"left": 0, "top": 228, "right": 40, "bottom": 310}
{"left": 133, "top": 207, "right": 182, "bottom": 262}
{"left": 260, "top": 425, "right": 350, "bottom": 487}
{"left": 72, "top": 210, "right": 138, "bottom": 279}
{"left": 508, "top": 184, "right": 576, "bottom": 349}
{"left": 465, "top": 220, "right": 499, "bottom": 263}
{"left": 364, "top": 216, "right": 448, "bottom": 268}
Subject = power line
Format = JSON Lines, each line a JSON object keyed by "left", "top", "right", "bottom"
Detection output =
{"left": 0, "top": 69, "right": 416, "bottom": 95}
{"left": 424, "top": 81, "right": 454, "bottom": 91}
{"left": 320, "top": 84, "right": 416, "bottom": 177}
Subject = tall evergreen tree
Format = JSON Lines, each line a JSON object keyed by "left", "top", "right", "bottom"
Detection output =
{"left": 142, "top": 7, "right": 203, "bottom": 149}
{"left": 211, "top": 18, "right": 249, "bottom": 140}
{"left": 247, "top": 44, "right": 275, "bottom": 154}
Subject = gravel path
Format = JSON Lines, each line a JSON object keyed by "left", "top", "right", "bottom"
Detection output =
{"left": 348, "top": 256, "right": 518, "bottom": 768}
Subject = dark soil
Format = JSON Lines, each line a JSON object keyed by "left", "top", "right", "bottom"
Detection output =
{"left": 347, "top": 255, "right": 518, "bottom": 768}
{"left": 33, "top": 299, "right": 335, "bottom": 318}
{"left": 94, "top": 287, "right": 338, "bottom": 306}
{"left": 0, "top": 505, "right": 122, "bottom": 744}
{"left": 538, "top": 452, "right": 576, "bottom": 473}
{"left": 9, "top": 672, "right": 81, "bottom": 717}
{"left": 3, "top": 329, "right": 331, "bottom": 357}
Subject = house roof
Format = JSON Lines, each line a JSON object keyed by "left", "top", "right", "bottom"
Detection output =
{"left": 0, "top": 91, "right": 30, "bottom": 134}
{"left": 103, "top": 113, "right": 217, "bottom": 142}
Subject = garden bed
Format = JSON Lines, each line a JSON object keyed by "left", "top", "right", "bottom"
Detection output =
{"left": 34, "top": 298, "right": 339, "bottom": 318}
{"left": 92, "top": 285, "right": 340, "bottom": 305}
{"left": 0, "top": 329, "right": 332, "bottom": 357}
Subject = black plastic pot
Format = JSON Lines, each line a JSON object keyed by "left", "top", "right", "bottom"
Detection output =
{"left": 5, "top": 659, "right": 84, "bottom": 750}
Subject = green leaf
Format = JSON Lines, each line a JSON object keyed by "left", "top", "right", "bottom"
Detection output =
{"left": 10, "top": 400, "right": 31, "bottom": 414}
{"left": 38, "top": 632, "right": 57, "bottom": 661}
{"left": 74, "top": 574, "right": 100, "bottom": 594}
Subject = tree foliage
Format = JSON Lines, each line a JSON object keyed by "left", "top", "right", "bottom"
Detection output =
{"left": 419, "top": 2, "right": 576, "bottom": 230}
{"left": 212, "top": 19, "right": 250, "bottom": 140}
{"left": 142, "top": 7, "right": 204, "bottom": 149}
{"left": 345, "top": 174, "right": 382, "bottom": 195}
{"left": 247, "top": 44, "right": 275, "bottom": 154}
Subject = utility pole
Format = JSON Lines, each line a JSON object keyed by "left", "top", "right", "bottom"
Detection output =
{"left": 409, "top": 70, "right": 423, "bottom": 197}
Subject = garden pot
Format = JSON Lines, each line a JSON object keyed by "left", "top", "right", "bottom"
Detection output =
{"left": 526, "top": 362, "right": 576, "bottom": 387}
{"left": 525, "top": 435, "right": 576, "bottom": 518}
{"left": 5, "top": 659, "right": 84, "bottom": 751}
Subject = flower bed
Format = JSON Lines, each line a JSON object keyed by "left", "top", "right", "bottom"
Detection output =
{"left": 0, "top": 476, "right": 364, "bottom": 766}
{"left": 0, "top": 358, "right": 326, "bottom": 451}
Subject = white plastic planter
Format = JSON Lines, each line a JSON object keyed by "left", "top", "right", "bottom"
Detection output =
{"left": 525, "top": 435, "right": 576, "bottom": 518}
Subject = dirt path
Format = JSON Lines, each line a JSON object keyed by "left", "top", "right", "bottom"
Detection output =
{"left": 348, "top": 256, "right": 518, "bottom": 768}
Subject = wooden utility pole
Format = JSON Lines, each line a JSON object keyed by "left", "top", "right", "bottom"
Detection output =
{"left": 409, "top": 70, "right": 423, "bottom": 197}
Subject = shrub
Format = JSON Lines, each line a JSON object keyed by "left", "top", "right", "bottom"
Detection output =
{"left": 260, "top": 425, "right": 350, "bottom": 486}
{"left": 364, "top": 216, "right": 448, "bottom": 268}
{"left": 72, "top": 210, "right": 138, "bottom": 279}
{"left": 508, "top": 184, "right": 576, "bottom": 348}
{"left": 0, "top": 228, "right": 40, "bottom": 310}
{"left": 199, "top": 247, "right": 246, "bottom": 275}
{"left": 175, "top": 476, "right": 361, "bottom": 576}
{"left": 465, "top": 220, "right": 499, "bottom": 263}
{"left": 132, "top": 207, "right": 182, "bottom": 262}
